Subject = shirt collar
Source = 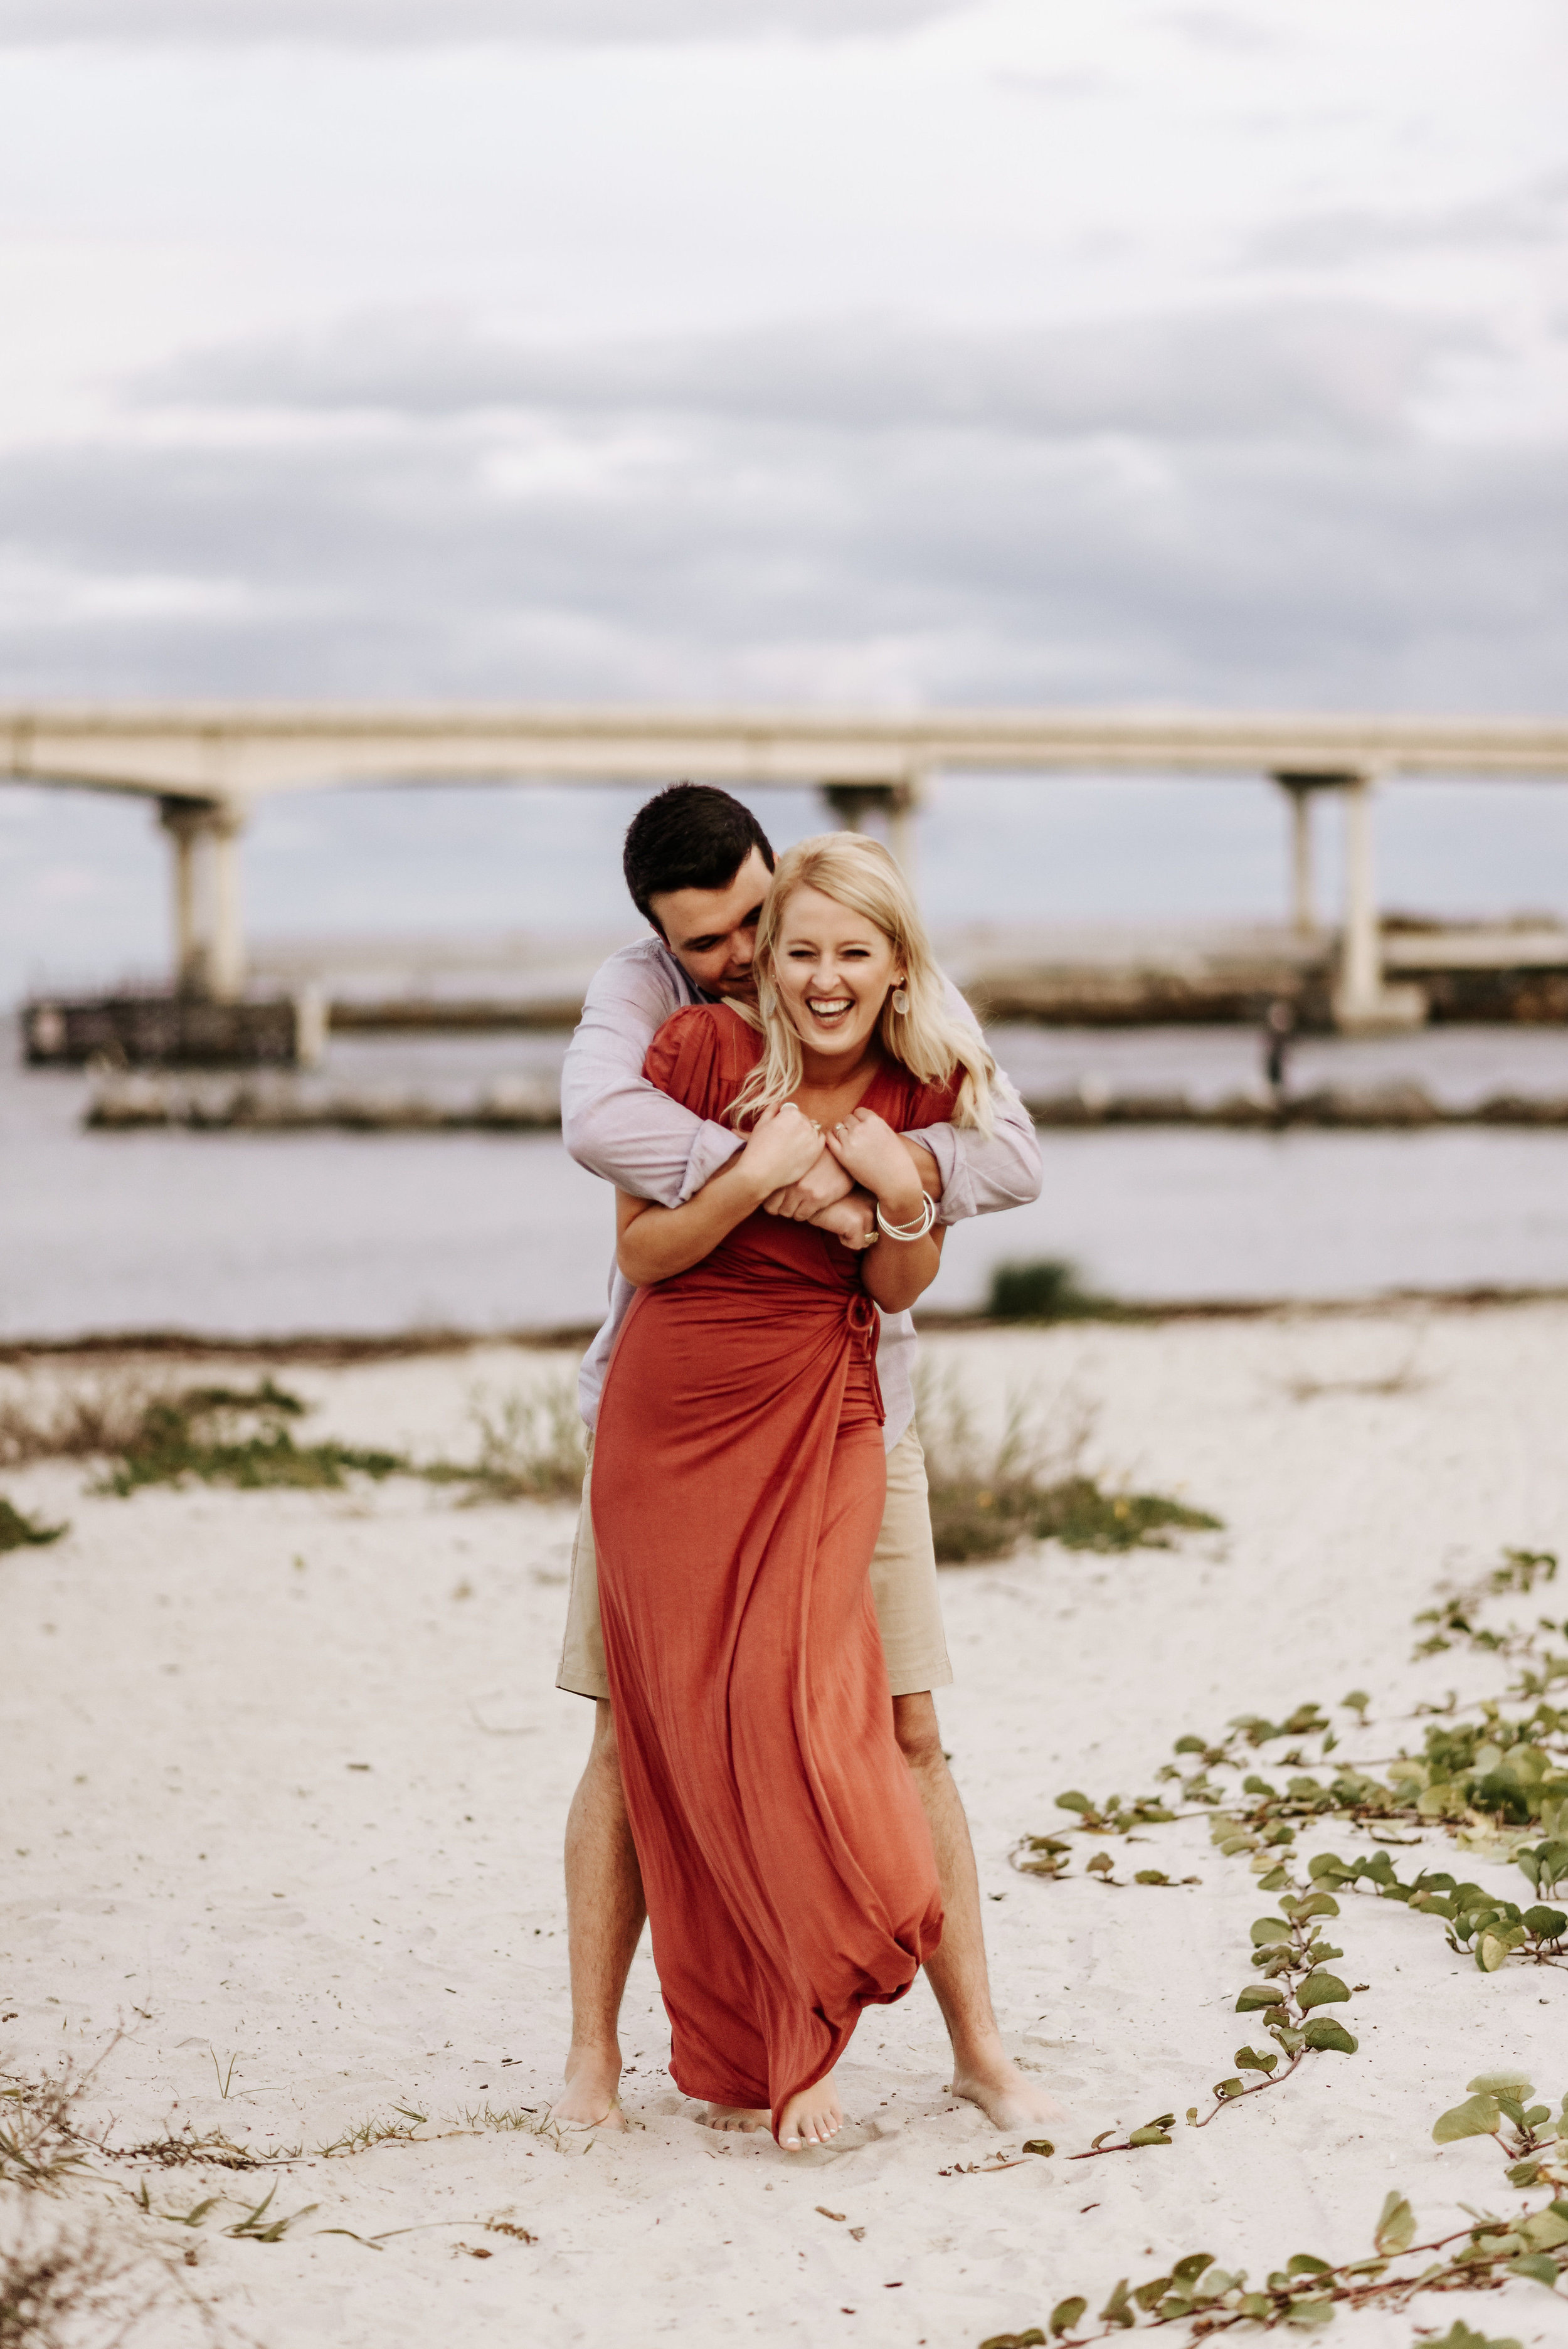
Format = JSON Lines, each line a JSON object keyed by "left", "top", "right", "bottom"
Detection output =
{"left": 654, "top": 935, "right": 721, "bottom": 1008}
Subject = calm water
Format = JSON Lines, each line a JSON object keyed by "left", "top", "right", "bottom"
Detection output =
{"left": 5, "top": 1025, "right": 1568, "bottom": 1342}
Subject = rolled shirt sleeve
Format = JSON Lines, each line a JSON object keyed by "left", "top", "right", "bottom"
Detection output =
{"left": 561, "top": 940, "right": 746, "bottom": 1206}
{"left": 908, "top": 977, "right": 1043, "bottom": 1225}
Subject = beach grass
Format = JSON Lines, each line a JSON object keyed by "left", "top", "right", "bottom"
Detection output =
{"left": 916, "top": 1366, "right": 1221, "bottom": 1562}
{"left": 984, "top": 1257, "right": 1120, "bottom": 1323}
{"left": 0, "top": 1497, "right": 68, "bottom": 1552}
{"left": 0, "top": 1365, "right": 586, "bottom": 1506}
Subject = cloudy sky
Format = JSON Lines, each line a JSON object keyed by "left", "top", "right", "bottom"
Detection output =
{"left": 2, "top": 0, "right": 1566, "bottom": 994}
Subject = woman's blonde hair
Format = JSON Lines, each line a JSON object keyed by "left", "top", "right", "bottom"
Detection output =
{"left": 731, "top": 832, "right": 995, "bottom": 1133}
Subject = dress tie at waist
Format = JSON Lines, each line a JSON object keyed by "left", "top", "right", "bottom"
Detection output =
{"left": 845, "top": 1293, "right": 885, "bottom": 1427}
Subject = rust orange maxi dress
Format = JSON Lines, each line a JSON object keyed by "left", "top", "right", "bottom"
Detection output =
{"left": 590, "top": 1002, "right": 951, "bottom": 2135}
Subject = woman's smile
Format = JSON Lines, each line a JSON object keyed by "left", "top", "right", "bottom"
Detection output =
{"left": 804, "top": 990, "right": 856, "bottom": 1029}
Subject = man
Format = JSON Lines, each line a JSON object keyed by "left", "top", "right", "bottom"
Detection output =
{"left": 552, "top": 782, "right": 1049, "bottom": 2133}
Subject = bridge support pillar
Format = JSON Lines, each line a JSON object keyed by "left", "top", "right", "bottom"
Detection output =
{"left": 818, "top": 775, "right": 923, "bottom": 879}
{"left": 158, "top": 797, "right": 248, "bottom": 1001}
{"left": 1273, "top": 773, "right": 1324, "bottom": 936}
{"left": 1330, "top": 772, "right": 1425, "bottom": 1032}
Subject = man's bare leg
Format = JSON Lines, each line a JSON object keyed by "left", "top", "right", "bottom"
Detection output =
{"left": 551, "top": 1701, "right": 644, "bottom": 2129}
{"left": 893, "top": 1691, "right": 1056, "bottom": 2130}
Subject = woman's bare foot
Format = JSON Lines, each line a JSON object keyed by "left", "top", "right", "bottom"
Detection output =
{"left": 698, "top": 2104, "right": 772, "bottom": 2133}
{"left": 951, "top": 2047, "right": 1058, "bottom": 2131}
{"left": 550, "top": 2044, "right": 630, "bottom": 2131}
{"left": 776, "top": 2076, "right": 843, "bottom": 2150}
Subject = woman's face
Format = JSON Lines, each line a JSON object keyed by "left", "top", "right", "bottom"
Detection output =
{"left": 770, "top": 883, "right": 903, "bottom": 1068}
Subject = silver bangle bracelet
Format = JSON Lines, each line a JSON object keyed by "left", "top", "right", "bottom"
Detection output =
{"left": 875, "top": 1193, "right": 937, "bottom": 1243}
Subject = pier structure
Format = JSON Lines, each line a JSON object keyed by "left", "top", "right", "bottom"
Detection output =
{"left": 6, "top": 705, "right": 1568, "bottom": 1031}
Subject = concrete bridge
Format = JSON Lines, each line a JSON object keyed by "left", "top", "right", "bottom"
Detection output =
{"left": 7, "top": 703, "right": 1568, "bottom": 1029}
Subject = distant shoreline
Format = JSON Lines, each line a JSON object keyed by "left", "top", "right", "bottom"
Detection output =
{"left": 6, "top": 1280, "right": 1568, "bottom": 1364}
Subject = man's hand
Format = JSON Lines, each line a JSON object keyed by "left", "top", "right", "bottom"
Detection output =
{"left": 762, "top": 1147, "right": 854, "bottom": 1222}
{"left": 808, "top": 1189, "right": 879, "bottom": 1251}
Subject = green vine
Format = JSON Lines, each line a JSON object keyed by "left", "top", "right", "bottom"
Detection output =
{"left": 977, "top": 2186, "right": 1567, "bottom": 2345}
{"left": 990, "top": 1549, "right": 1568, "bottom": 2345}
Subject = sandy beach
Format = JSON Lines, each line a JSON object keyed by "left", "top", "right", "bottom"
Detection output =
{"left": 3, "top": 1302, "right": 1566, "bottom": 2348}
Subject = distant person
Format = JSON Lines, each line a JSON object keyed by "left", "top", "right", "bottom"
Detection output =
{"left": 551, "top": 784, "right": 1047, "bottom": 2148}
{"left": 1263, "top": 997, "right": 1297, "bottom": 1108}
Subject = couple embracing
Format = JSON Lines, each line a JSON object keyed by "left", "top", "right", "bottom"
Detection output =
{"left": 549, "top": 783, "right": 1049, "bottom": 2152}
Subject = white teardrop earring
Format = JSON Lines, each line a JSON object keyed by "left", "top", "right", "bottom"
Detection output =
{"left": 891, "top": 985, "right": 909, "bottom": 1015}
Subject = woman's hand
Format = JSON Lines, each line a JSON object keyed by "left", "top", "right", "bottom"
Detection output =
{"left": 739, "top": 1103, "right": 826, "bottom": 1197}
{"left": 823, "top": 1106, "right": 924, "bottom": 1219}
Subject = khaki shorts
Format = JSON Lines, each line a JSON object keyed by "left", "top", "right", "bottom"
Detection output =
{"left": 555, "top": 1421, "right": 953, "bottom": 1703}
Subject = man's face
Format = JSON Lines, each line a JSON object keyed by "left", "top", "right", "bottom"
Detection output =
{"left": 647, "top": 846, "right": 772, "bottom": 1002}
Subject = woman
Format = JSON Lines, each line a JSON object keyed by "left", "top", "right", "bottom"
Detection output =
{"left": 589, "top": 833, "right": 997, "bottom": 2151}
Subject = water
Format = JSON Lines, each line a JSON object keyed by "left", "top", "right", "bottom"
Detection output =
{"left": 5, "top": 1026, "right": 1568, "bottom": 1342}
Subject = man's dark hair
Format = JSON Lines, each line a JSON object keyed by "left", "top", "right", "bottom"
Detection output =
{"left": 623, "top": 783, "right": 775, "bottom": 930}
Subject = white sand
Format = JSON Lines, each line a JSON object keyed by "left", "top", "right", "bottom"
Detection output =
{"left": 3, "top": 1307, "right": 1566, "bottom": 2348}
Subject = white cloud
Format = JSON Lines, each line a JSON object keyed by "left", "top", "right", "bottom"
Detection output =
{"left": 0, "top": 0, "right": 959, "bottom": 41}
{"left": 4, "top": 307, "right": 1564, "bottom": 711}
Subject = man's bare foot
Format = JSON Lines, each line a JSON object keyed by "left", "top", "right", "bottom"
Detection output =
{"left": 776, "top": 2076, "right": 842, "bottom": 2150}
{"left": 550, "top": 2045, "right": 630, "bottom": 2131}
{"left": 951, "top": 2049, "right": 1058, "bottom": 2132}
{"left": 698, "top": 2104, "right": 772, "bottom": 2133}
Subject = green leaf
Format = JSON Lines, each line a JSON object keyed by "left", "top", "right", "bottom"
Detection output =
{"left": 1374, "top": 2192, "right": 1416, "bottom": 2256}
{"left": 1286, "top": 2256, "right": 1332, "bottom": 2276}
{"left": 1298, "top": 1971, "right": 1351, "bottom": 2010}
{"left": 1301, "top": 2018, "right": 1358, "bottom": 2054}
{"left": 1130, "top": 2277, "right": 1172, "bottom": 2313}
{"left": 1056, "top": 1791, "right": 1091, "bottom": 1813}
{"left": 1098, "top": 2277, "right": 1134, "bottom": 2329}
{"left": 1211, "top": 2081, "right": 1244, "bottom": 2102}
{"left": 1467, "top": 2070, "right": 1535, "bottom": 2095}
{"left": 1283, "top": 2300, "right": 1335, "bottom": 2327}
{"left": 1290, "top": 1891, "right": 1340, "bottom": 1919}
{"left": 1126, "top": 2125, "right": 1172, "bottom": 2147}
{"left": 1237, "top": 1984, "right": 1286, "bottom": 2011}
{"left": 1428, "top": 2326, "right": 1523, "bottom": 2349}
{"left": 1021, "top": 2138, "right": 1055, "bottom": 2158}
{"left": 1434, "top": 2092, "right": 1502, "bottom": 2142}
{"left": 1507, "top": 2254, "right": 1560, "bottom": 2286}
{"left": 980, "top": 2335, "right": 1046, "bottom": 2349}
{"left": 1235, "top": 2045, "right": 1278, "bottom": 2074}
{"left": 1168, "top": 2253, "right": 1216, "bottom": 2287}
{"left": 1250, "top": 1917, "right": 1293, "bottom": 1946}
{"left": 1049, "top": 2299, "right": 1088, "bottom": 2339}
{"left": 1521, "top": 2208, "right": 1568, "bottom": 2249}
{"left": 1191, "top": 2269, "right": 1237, "bottom": 2302}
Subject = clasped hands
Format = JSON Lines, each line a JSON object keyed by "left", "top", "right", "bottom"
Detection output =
{"left": 741, "top": 1103, "right": 931, "bottom": 1252}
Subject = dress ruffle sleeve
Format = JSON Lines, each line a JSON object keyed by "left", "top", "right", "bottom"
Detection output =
{"left": 642, "top": 1004, "right": 758, "bottom": 1126}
